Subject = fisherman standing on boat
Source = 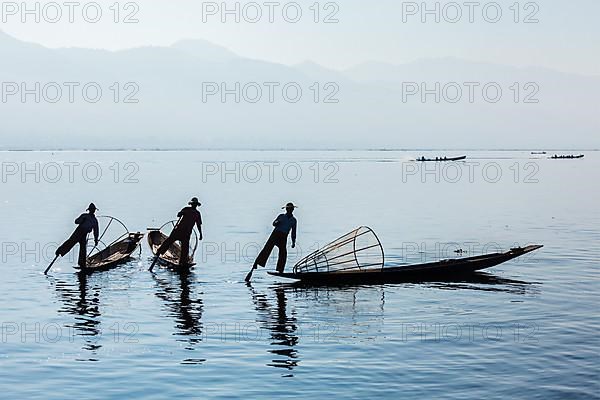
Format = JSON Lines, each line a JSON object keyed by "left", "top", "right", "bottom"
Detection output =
{"left": 150, "top": 197, "right": 203, "bottom": 269}
{"left": 55, "top": 203, "right": 99, "bottom": 268}
{"left": 252, "top": 203, "right": 298, "bottom": 274}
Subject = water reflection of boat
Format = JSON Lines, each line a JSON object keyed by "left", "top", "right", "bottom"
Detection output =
{"left": 50, "top": 273, "right": 102, "bottom": 360}
{"left": 151, "top": 269, "right": 204, "bottom": 360}
{"left": 284, "top": 272, "right": 536, "bottom": 295}
{"left": 248, "top": 284, "right": 299, "bottom": 374}
{"left": 418, "top": 272, "right": 537, "bottom": 295}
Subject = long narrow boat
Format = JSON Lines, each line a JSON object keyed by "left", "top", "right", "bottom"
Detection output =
{"left": 83, "top": 232, "right": 144, "bottom": 273}
{"left": 147, "top": 227, "right": 197, "bottom": 270}
{"left": 417, "top": 156, "right": 467, "bottom": 162}
{"left": 550, "top": 154, "right": 584, "bottom": 159}
{"left": 269, "top": 245, "right": 543, "bottom": 284}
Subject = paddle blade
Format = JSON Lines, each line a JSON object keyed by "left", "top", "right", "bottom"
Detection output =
{"left": 148, "top": 256, "right": 160, "bottom": 272}
{"left": 44, "top": 255, "right": 60, "bottom": 275}
{"left": 244, "top": 268, "right": 254, "bottom": 282}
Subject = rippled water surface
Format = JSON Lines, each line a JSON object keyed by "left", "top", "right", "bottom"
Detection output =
{"left": 0, "top": 150, "right": 598, "bottom": 399}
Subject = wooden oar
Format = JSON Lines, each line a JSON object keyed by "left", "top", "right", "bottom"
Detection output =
{"left": 44, "top": 255, "right": 60, "bottom": 275}
{"left": 244, "top": 263, "right": 258, "bottom": 282}
{"left": 148, "top": 254, "right": 160, "bottom": 272}
{"left": 46, "top": 233, "right": 92, "bottom": 274}
{"left": 45, "top": 214, "right": 111, "bottom": 274}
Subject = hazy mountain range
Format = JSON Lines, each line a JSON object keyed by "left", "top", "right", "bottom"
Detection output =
{"left": 1, "top": 30, "right": 598, "bottom": 150}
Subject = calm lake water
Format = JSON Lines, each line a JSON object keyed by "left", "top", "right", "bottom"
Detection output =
{"left": 0, "top": 150, "right": 598, "bottom": 399}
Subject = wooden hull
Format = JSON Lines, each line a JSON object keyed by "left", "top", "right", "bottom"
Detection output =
{"left": 83, "top": 233, "right": 144, "bottom": 273}
{"left": 418, "top": 156, "right": 467, "bottom": 162}
{"left": 550, "top": 155, "right": 584, "bottom": 159}
{"left": 147, "top": 230, "right": 196, "bottom": 270}
{"left": 269, "top": 245, "right": 543, "bottom": 284}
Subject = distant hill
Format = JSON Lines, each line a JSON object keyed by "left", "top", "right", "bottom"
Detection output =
{"left": 0, "top": 30, "right": 598, "bottom": 149}
{"left": 171, "top": 39, "right": 239, "bottom": 62}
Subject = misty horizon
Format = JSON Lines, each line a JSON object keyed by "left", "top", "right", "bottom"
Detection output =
{"left": 2, "top": 29, "right": 599, "bottom": 79}
{"left": 2, "top": 28, "right": 599, "bottom": 150}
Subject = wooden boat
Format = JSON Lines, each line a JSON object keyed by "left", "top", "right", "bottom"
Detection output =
{"left": 269, "top": 245, "right": 543, "bottom": 284}
{"left": 417, "top": 156, "right": 467, "bottom": 162}
{"left": 83, "top": 232, "right": 144, "bottom": 273}
{"left": 147, "top": 228, "right": 197, "bottom": 270}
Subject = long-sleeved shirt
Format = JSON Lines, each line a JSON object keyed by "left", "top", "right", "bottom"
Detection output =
{"left": 75, "top": 213, "right": 99, "bottom": 241}
{"left": 273, "top": 213, "right": 297, "bottom": 242}
{"left": 175, "top": 207, "right": 202, "bottom": 235}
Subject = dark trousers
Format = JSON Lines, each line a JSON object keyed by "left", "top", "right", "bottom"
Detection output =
{"left": 56, "top": 228, "right": 87, "bottom": 267}
{"left": 255, "top": 231, "right": 289, "bottom": 273}
{"left": 157, "top": 230, "right": 191, "bottom": 266}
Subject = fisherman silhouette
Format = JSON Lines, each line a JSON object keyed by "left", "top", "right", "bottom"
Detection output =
{"left": 55, "top": 203, "right": 99, "bottom": 268}
{"left": 150, "top": 197, "right": 203, "bottom": 270}
{"left": 253, "top": 203, "right": 298, "bottom": 274}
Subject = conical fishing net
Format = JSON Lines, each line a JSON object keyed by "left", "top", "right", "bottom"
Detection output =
{"left": 87, "top": 216, "right": 130, "bottom": 255}
{"left": 293, "top": 227, "right": 384, "bottom": 274}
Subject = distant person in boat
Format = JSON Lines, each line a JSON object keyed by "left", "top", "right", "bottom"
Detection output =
{"left": 152, "top": 197, "right": 203, "bottom": 268}
{"left": 253, "top": 203, "right": 298, "bottom": 273}
{"left": 55, "top": 203, "right": 100, "bottom": 268}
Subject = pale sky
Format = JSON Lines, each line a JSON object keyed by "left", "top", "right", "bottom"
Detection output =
{"left": 2, "top": 0, "right": 599, "bottom": 75}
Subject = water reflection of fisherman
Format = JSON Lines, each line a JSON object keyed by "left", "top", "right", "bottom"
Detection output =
{"left": 152, "top": 269, "right": 204, "bottom": 341}
{"left": 248, "top": 285, "right": 299, "bottom": 372}
{"left": 51, "top": 273, "right": 102, "bottom": 355}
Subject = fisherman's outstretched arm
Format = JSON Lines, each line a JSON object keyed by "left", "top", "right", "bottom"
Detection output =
{"left": 291, "top": 220, "right": 297, "bottom": 246}
{"left": 93, "top": 220, "right": 99, "bottom": 244}
{"left": 196, "top": 219, "right": 203, "bottom": 240}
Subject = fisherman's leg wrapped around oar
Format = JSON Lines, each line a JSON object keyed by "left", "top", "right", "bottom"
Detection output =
{"left": 156, "top": 233, "right": 179, "bottom": 256}
{"left": 255, "top": 231, "right": 288, "bottom": 271}
{"left": 56, "top": 227, "right": 88, "bottom": 267}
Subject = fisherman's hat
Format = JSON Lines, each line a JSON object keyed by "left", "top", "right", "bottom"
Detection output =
{"left": 87, "top": 203, "right": 98, "bottom": 211}
{"left": 282, "top": 202, "right": 298, "bottom": 209}
{"left": 189, "top": 197, "right": 201, "bottom": 206}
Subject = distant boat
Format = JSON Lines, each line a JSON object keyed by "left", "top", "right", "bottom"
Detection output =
{"left": 417, "top": 156, "right": 467, "bottom": 162}
{"left": 550, "top": 154, "right": 584, "bottom": 159}
{"left": 531, "top": 151, "right": 547, "bottom": 155}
